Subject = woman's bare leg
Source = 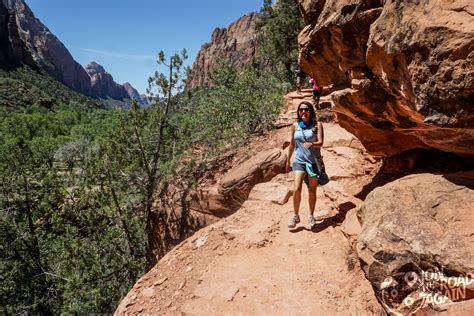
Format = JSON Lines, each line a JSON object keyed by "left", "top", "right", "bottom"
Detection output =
{"left": 293, "top": 171, "right": 306, "bottom": 214}
{"left": 307, "top": 176, "right": 318, "bottom": 216}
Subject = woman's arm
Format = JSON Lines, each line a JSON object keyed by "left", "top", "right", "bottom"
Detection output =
{"left": 312, "top": 121, "right": 324, "bottom": 147}
{"left": 286, "top": 123, "right": 296, "bottom": 171}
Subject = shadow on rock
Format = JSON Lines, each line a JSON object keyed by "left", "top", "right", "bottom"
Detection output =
{"left": 356, "top": 149, "right": 474, "bottom": 200}
{"left": 311, "top": 208, "right": 349, "bottom": 233}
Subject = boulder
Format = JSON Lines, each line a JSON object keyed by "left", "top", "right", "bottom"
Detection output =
{"left": 298, "top": 0, "right": 474, "bottom": 157}
{"left": 248, "top": 182, "right": 292, "bottom": 205}
{"left": 340, "top": 208, "right": 361, "bottom": 237}
{"left": 357, "top": 172, "right": 474, "bottom": 314}
{"left": 218, "top": 148, "right": 287, "bottom": 200}
{"left": 188, "top": 187, "right": 240, "bottom": 219}
{"left": 416, "top": 299, "right": 474, "bottom": 316}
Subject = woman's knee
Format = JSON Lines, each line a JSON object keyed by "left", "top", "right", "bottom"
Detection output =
{"left": 294, "top": 184, "right": 303, "bottom": 193}
{"left": 308, "top": 180, "right": 318, "bottom": 191}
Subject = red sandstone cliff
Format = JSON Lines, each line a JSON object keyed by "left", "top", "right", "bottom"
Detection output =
{"left": 187, "top": 12, "right": 259, "bottom": 90}
{"left": 298, "top": 0, "right": 474, "bottom": 157}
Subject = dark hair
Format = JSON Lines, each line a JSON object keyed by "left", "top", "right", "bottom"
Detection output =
{"left": 297, "top": 101, "right": 316, "bottom": 123}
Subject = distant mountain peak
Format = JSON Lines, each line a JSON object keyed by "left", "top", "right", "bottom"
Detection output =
{"left": 85, "top": 62, "right": 107, "bottom": 76}
{"left": 0, "top": 0, "right": 147, "bottom": 107}
{"left": 1, "top": 0, "right": 92, "bottom": 95}
{"left": 84, "top": 62, "right": 148, "bottom": 106}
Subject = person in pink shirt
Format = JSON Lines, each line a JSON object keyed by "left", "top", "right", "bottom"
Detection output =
{"left": 309, "top": 78, "right": 334, "bottom": 110}
{"left": 309, "top": 78, "right": 322, "bottom": 109}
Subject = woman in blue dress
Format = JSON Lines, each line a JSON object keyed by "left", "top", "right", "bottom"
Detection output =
{"left": 285, "top": 101, "right": 324, "bottom": 229}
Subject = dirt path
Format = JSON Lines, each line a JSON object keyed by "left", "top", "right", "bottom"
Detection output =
{"left": 115, "top": 90, "right": 383, "bottom": 315}
{"left": 179, "top": 187, "right": 380, "bottom": 315}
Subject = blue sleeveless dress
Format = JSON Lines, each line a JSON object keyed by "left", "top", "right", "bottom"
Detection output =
{"left": 294, "top": 122, "right": 321, "bottom": 165}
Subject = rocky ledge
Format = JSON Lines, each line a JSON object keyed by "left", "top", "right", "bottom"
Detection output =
{"left": 298, "top": 0, "right": 474, "bottom": 157}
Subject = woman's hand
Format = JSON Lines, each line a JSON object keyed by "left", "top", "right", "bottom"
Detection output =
{"left": 303, "top": 142, "right": 314, "bottom": 148}
{"left": 285, "top": 161, "right": 291, "bottom": 173}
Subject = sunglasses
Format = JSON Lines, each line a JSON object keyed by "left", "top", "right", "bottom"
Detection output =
{"left": 298, "top": 108, "right": 310, "bottom": 112}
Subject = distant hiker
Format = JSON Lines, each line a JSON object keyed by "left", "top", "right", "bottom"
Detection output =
{"left": 309, "top": 78, "right": 334, "bottom": 110}
{"left": 295, "top": 65, "right": 306, "bottom": 94}
{"left": 309, "top": 78, "right": 322, "bottom": 109}
{"left": 286, "top": 101, "right": 324, "bottom": 229}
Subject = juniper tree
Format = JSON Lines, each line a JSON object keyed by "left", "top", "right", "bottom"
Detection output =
{"left": 257, "top": 0, "right": 304, "bottom": 84}
{"left": 139, "top": 50, "right": 190, "bottom": 266}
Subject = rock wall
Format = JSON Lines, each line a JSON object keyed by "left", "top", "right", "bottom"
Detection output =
{"left": 187, "top": 12, "right": 259, "bottom": 89}
{"left": 123, "top": 82, "right": 148, "bottom": 106}
{"left": 84, "top": 62, "right": 127, "bottom": 100}
{"left": 0, "top": 0, "right": 146, "bottom": 105}
{"left": 1, "top": 0, "right": 92, "bottom": 95}
{"left": 298, "top": 0, "right": 474, "bottom": 157}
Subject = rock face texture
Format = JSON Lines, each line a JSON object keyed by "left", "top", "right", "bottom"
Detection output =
{"left": 0, "top": 0, "right": 92, "bottom": 95}
{"left": 85, "top": 62, "right": 129, "bottom": 100}
{"left": 357, "top": 172, "right": 474, "bottom": 314}
{"left": 187, "top": 149, "right": 287, "bottom": 224}
{"left": 123, "top": 82, "right": 148, "bottom": 106}
{"left": 218, "top": 148, "right": 287, "bottom": 200}
{"left": 0, "top": 0, "right": 146, "bottom": 104}
{"left": 187, "top": 12, "right": 259, "bottom": 89}
{"left": 298, "top": 0, "right": 474, "bottom": 157}
{"left": 85, "top": 62, "right": 147, "bottom": 105}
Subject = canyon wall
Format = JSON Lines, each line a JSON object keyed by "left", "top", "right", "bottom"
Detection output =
{"left": 187, "top": 12, "right": 259, "bottom": 89}
{"left": 0, "top": 0, "right": 146, "bottom": 105}
{"left": 298, "top": 0, "right": 474, "bottom": 157}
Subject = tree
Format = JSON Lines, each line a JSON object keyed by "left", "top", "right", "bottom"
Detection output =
{"left": 0, "top": 107, "right": 143, "bottom": 314}
{"left": 257, "top": 0, "right": 304, "bottom": 84}
{"left": 0, "top": 136, "right": 61, "bottom": 314}
{"left": 139, "top": 49, "right": 190, "bottom": 266}
{"left": 0, "top": 44, "right": 288, "bottom": 314}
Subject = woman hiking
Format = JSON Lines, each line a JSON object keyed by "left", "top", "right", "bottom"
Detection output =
{"left": 310, "top": 78, "right": 334, "bottom": 109}
{"left": 286, "top": 101, "right": 324, "bottom": 229}
{"left": 309, "top": 78, "right": 322, "bottom": 109}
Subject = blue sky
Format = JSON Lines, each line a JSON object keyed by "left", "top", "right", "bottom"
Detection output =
{"left": 26, "top": 0, "right": 263, "bottom": 94}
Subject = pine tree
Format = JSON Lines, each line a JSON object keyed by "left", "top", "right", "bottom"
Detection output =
{"left": 257, "top": 0, "right": 304, "bottom": 84}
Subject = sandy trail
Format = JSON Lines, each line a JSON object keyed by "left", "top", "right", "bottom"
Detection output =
{"left": 115, "top": 91, "right": 382, "bottom": 315}
{"left": 179, "top": 177, "right": 379, "bottom": 315}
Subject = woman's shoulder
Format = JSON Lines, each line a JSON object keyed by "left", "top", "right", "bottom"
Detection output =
{"left": 290, "top": 122, "right": 298, "bottom": 132}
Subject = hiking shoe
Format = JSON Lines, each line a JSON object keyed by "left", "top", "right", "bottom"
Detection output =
{"left": 308, "top": 215, "right": 316, "bottom": 229}
{"left": 288, "top": 214, "right": 300, "bottom": 228}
